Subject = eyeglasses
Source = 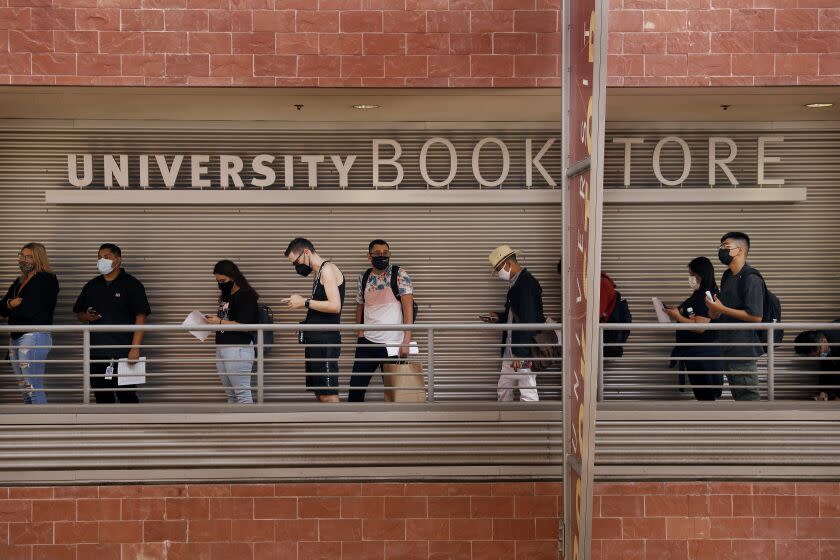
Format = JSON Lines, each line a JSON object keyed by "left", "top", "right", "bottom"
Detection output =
{"left": 17, "top": 254, "right": 34, "bottom": 261}
{"left": 718, "top": 244, "right": 737, "bottom": 251}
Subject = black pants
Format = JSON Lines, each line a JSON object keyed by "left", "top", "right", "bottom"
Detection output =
{"left": 304, "top": 332, "right": 340, "bottom": 397}
{"left": 349, "top": 337, "right": 392, "bottom": 402}
{"left": 682, "top": 358, "right": 723, "bottom": 401}
{"left": 90, "top": 361, "right": 139, "bottom": 404}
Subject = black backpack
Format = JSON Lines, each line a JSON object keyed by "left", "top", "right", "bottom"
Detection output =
{"left": 603, "top": 291, "right": 632, "bottom": 358}
{"left": 736, "top": 267, "right": 783, "bottom": 355}
{"left": 361, "top": 265, "right": 418, "bottom": 323}
{"left": 251, "top": 304, "right": 275, "bottom": 353}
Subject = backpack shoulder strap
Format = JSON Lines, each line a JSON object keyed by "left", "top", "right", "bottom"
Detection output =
{"left": 361, "top": 268, "right": 373, "bottom": 303}
{"left": 390, "top": 265, "right": 402, "bottom": 301}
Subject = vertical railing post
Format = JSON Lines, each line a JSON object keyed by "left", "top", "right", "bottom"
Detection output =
{"left": 426, "top": 328, "right": 435, "bottom": 403}
{"left": 597, "top": 327, "right": 605, "bottom": 402}
{"left": 82, "top": 329, "right": 90, "bottom": 405}
{"left": 767, "top": 324, "right": 775, "bottom": 402}
{"left": 256, "top": 328, "right": 265, "bottom": 404}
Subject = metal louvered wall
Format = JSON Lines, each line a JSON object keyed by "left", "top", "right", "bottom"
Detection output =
{"left": 0, "top": 124, "right": 564, "bottom": 403}
{"left": 602, "top": 125, "right": 840, "bottom": 400}
{"left": 1, "top": 122, "right": 839, "bottom": 403}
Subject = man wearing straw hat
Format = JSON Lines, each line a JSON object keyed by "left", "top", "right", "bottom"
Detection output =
{"left": 482, "top": 245, "right": 545, "bottom": 401}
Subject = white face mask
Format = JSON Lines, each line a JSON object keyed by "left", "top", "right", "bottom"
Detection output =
{"left": 498, "top": 266, "right": 511, "bottom": 281}
{"left": 688, "top": 276, "right": 698, "bottom": 290}
{"left": 97, "top": 258, "right": 114, "bottom": 275}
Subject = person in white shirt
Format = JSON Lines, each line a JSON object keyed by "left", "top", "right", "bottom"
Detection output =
{"left": 348, "top": 239, "right": 414, "bottom": 402}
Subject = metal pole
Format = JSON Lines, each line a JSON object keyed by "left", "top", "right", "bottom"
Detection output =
{"left": 767, "top": 324, "right": 775, "bottom": 402}
{"left": 82, "top": 329, "right": 90, "bottom": 405}
{"left": 597, "top": 327, "right": 605, "bottom": 402}
{"left": 256, "top": 329, "right": 265, "bottom": 404}
{"left": 426, "top": 328, "right": 435, "bottom": 403}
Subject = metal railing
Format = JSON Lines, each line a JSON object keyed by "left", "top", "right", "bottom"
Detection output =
{"left": 0, "top": 322, "right": 563, "bottom": 405}
{"left": 599, "top": 322, "right": 840, "bottom": 402}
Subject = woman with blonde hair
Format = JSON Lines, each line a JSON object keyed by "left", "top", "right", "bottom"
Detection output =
{"left": 0, "top": 243, "right": 60, "bottom": 404}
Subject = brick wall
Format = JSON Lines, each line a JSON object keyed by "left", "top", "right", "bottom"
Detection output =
{"left": 0, "top": 1, "right": 838, "bottom": 87}
{"left": 0, "top": 481, "right": 838, "bottom": 559}
{"left": 593, "top": 481, "right": 840, "bottom": 560}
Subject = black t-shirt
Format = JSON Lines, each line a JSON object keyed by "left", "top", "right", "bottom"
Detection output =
{"left": 676, "top": 288, "right": 719, "bottom": 349}
{"left": 717, "top": 264, "right": 765, "bottom": 358}
{"left": 72, "top": 269, "right": 151, "bottom": 359}
{"left": 216, "top": 288, "right": 258, "bottom": 345}
{"left": 0, "top": 272, "right": 60, "bottom": 339}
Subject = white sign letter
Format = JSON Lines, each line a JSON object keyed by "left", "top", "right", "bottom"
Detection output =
{"left": 220, "top": 155, "right": 244, "bottom": 189}
{"left": 300, "top": 155, "right": 324, "bottom": 188}
{"left": 757, "top": 136, "right": 785, "bottom": 185}
{"left": 472, "top": 137, "right": 510, "bottom": 188}
{"left": 612, "top": 137, "right": 644, "bottom": 187}
{"left": 526, "top": 138, "right": 557, "bottom": 187}
{"left": 283, "top": 155, "right": 294, "bottom": 188}
{"left": 708, "top": 137, "right": 738, "bottom": 187}
{"left": 155, "top": 155, "right": 183, "bottom": 188}
{"left": 191, "top": 155, "right": 210, "bottom": 188}
{"left": 653, "top": 136, "right": 691, "bottom": 187}
{"left": 251, "top": 155, "right": 275, "bottom": 188}
{"left": 419, "top": 137, "right": 457, "bottom": 188}
{"left": 104, "top": 154, "right": 129, "bottom": 188}
{"left": 67, "top": 154, "right": 92, "bottom": 188}
{"left": 140, "top": 155, "right": 149, "bottom": 188}
{"left": 372, "top": 139, "right": 404, "bottom": 188}
{"left": 330, "top": 155, "right": 356, "bottom": 188}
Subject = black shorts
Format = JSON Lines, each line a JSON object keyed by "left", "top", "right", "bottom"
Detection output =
{"left": 304, "top": 333, "right": 340, "bottom": 396}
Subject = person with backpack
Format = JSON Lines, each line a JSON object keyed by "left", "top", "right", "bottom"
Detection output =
{"left": 663, "top": 257, "right": 723, "bottom": 401}
{"left": 204, "top": 260, "right": 258, "bottom": 404}
{"left": 482, "top": 245, "right": 544, "bottom": 402}
{"left": 282, "top": 238, "right": 345, "bottom": 404}
{"left": 707, "top": 232, "right": 765, "bottom": 401}
{"left": 348, "top": 239, "right": 415, "bottom": 402}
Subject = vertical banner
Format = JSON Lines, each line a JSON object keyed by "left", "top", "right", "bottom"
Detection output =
{"left": 561, "top": 0, "right": 608, "bottom": 558}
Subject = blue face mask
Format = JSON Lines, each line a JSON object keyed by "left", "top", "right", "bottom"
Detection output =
{"left": 97, "top": 258, "right": 114, "bottom": 275}
{"left": 820, "top": 351, "right": 831, "bottom": 359}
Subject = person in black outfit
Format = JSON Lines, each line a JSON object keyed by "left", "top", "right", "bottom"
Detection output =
{"left": 794, "top": 321, "right": 840, "bottom": 401}
{"left": 664, "top": 256, "right": 723, "bottom": 401}
{"left": 73, "top": 244, "right": 151, "bottom": 404}
{"left": 0, "top": 243, "right": 59, "bottom": 404}
{"left": 283, "top": 238, "right": 345, "bottom": 403}
{"left": 482, "top": 245, "right": 545, "bottom": 401}
{"left": 204, "top": 260, "right": 259, "bottom": 404}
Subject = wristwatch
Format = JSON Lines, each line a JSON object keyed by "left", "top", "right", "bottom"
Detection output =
{"left": 304, "top": 298, "right": 311, "bottom": 308}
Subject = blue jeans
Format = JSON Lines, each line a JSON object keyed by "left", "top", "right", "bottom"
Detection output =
{"left": 216, "top": 345, "right": 254, "bottom": 404}
{"left": 10, "top": 332, "right": 51, "bottom": 404}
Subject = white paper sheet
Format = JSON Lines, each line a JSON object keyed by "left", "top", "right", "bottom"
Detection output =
{"left": 386, "top": 341, "right": 420, "bottom": 358}
{"left": 652, "top": 297, "right": 671, "bottom": 323}
{"left": 117, "top": 357, "right": 146, "bottom": 386}
{"left": 183, "top": 310, "right": 212, "bottom": 341}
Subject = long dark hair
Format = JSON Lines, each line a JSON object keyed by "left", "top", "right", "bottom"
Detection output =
{"left": 688, "top": 256, "right": 718, "bottom": 294}
{"left": 213, "top": 260, "right": 259, "bottom": 300}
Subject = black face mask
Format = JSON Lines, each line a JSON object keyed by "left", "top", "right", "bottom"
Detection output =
{"left": 217, "top": 280, "right": 234, "bottom": 296}
{"left": 371, "top": 256, "right": 390, "bottom": 271}
{"left": 718, "top": 248, "right": 734, "bottom": 265}
{"left": 294, "top": 253, "right": 313, "bottom": 277}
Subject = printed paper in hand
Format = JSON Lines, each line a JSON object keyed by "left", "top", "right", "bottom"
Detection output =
{"left": 183, "top": 310, "right": 211, "bottom": 341}
{"left": 386, "top": 341, "right": 420, "bottom": 358}
{"left": 117, "top": 357, "right": 146, "bottom": 386}
{"left": 652, "top": 297, "right": 671, "bottom": 323}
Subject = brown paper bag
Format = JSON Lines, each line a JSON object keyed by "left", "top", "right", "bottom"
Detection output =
{"left": 382, "top": 361, "right": 426, "bottom": 402}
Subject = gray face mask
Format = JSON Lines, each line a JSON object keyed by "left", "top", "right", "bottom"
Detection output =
{"left": 18, "top": 262, "right": 35, "bottom": 274}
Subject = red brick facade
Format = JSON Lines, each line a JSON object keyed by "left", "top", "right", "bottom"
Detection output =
{"left": 0, "top": 481, "right": 838, "bottom": 559}
{"left": 0, "top": 1, "right": 838, "bottom": 87}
